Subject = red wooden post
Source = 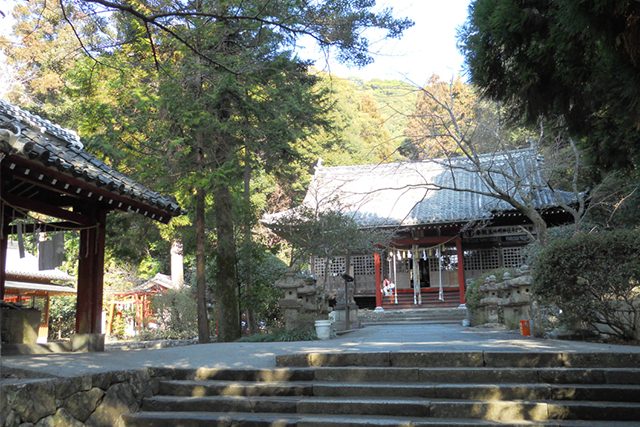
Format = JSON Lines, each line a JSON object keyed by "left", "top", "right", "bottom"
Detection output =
{"left": 456, "top": 236, "right": 466, "bottom": 305}
{"left": 374, "top": 251, "right": 382, "bottom": 309}
{"left": 76, "top": 209, "right": 106, "bottom": 334}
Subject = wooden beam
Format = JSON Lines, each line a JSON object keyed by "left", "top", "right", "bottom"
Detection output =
{"left": 6, "top": 155, "right": 173, "bottom": 222}
{"left": 393, "top": 236, "right": 455, "bottom": 246}
{"left": 75, "top": 208, "right": 106, "bottom": 334}
{"left": 4, "top": 193, "right": 91, "bottom": 225}
{"left": 6, "top": 222, "right": 91, "bottom": 234}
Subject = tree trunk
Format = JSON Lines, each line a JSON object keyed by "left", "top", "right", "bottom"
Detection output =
{"left": 195, "top": 185, "right": 210, "bottom": 343}
{"left": 243, "top": 152, "right": 257, "bottom": 334}
{"left": 213, "top": 179, "right": 241, "bottom": 341}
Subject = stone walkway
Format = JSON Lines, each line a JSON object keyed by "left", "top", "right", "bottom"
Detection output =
{"left": 2, "top": 323, "right": 639, "bottom": 378}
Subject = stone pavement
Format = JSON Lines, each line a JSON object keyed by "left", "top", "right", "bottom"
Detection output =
{"left": 2, "top": 323, "right": 639, "bottom": 378}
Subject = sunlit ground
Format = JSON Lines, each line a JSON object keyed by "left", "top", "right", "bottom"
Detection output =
{"left": 3, "top": 323, "right": 639, "bottom": 378}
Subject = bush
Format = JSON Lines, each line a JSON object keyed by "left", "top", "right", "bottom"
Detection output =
{"left": 237, "top": 326, "right": 317, "bottom": 342}
{"left": 139, "top": 287, "right": 198, "bottom": 340}
{"left": 48, "top": 296, "right": 76, "bottom": 341}
{"left": 532, "top": 230, "right": 640, "bottom": 340}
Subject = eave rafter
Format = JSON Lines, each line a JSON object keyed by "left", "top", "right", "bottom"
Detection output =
{"left": 3, "top": 155, "right": 172, "bottom": 223}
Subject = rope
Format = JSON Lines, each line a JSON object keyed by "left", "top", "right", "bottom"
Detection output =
{"left": 0, "top": 196, "right": 99, "bottom": 232}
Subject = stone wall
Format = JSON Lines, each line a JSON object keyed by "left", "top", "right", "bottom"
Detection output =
{"left": 0, "top": 369, "right": 153, "bottom": 427}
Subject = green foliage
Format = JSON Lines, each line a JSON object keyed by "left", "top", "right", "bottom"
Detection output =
{"left": 3, "top": 0, "right": 413, "bottom": 344}
{"left": 145, "top": 288, "right": 199, "bottom": 340}
{"left": 271, "top": 207, "right": 394, "bottom": 267}
{"left": 48, "top": 296, "right": 76, "bottom": 341}
{"left": 237, "top": 243, "right": 287, "bottom": 328}
{"left": 237, "top": 326, "right": 317, "bottom": 342}
{"left": 460, "top": 0, "right": 640, "bottom": 173}
{"left": 532, "top": 230, "right": 640, "bottom": 340}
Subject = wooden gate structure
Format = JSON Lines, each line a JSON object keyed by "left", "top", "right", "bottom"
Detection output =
{"left": 0, "top": 100, "right": 181, "bottom": 336}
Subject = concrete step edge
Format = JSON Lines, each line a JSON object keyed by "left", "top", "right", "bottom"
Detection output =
{"left": 143, "top": 394, "right": 640, "bottom": 407}
{"left": 275, "top": 351, "right": 640, "bottom": 368}
{"left": 124, "top": 411, "right": 640, "bottom": 427}
{"left": 124, "top": 411, "right": 640, "bottom": 426}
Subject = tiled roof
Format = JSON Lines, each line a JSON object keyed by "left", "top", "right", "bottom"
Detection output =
{"left": 6, "top": 242, "right": 74, "bottom": 283}
{"left": 0, "top": 99, "right": 181, "bottom": 219}
{"left": 107, "top": 273, "right": 180, "bottom": 296}
{"left": 301, "top": 149, "right": 574, "bottom": 228}
{"left": 5, "top": 281, "right": 76, "bottom": 296}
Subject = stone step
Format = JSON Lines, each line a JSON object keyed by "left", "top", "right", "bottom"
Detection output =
{"left": 276, "top": 351, "right": 640, "bottom": 368}
{"left": 140, "top": 395, "right": 640, "bottom": 421}
{"left": 367, "top": 311, "right": 467, "bottom": 320}
{"left": 362, "top": 320, "right": 464, "bottom": 326}
{"left": 312, "top": 367, "right": 640, "bottom": 385}
{"left": 152, "top": 366, "right": 640, "bottom": 385}
{"left": 157, "top": 379, "right": 640, "bottom": 402}
{"left": 158, "top": 379, "right": 314, "bottom": 397}
{"left": 149, "top": 367, "right": 315, "bottom": 382}
{"left": 123, "top": 411, "right": 640, "bottom": 427}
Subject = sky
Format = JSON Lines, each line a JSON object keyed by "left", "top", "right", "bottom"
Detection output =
{"left": 300, "top": 0, "right": 472, "bottom": 85}
{"left": 0, "top": 0, "right": 471, "bottom": 93}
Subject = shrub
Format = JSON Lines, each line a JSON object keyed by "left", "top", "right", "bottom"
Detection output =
{"left": 237, "top": 326, "right": 317, "bottom": 342}
{"left": 532, "top": 230, "right": 640, "bottom": 340}
{"left": 140, "top": 287, "right": 198, "bottom": 340}
{"left": 48, "top": 296, "right": 76, "bottom": 341}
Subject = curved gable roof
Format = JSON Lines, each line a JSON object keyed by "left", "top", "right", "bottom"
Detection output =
{"left": 0, "top": 100, "right": 181, "bottom": 222}
{"left": 302, "top": 149, "right": 574, "bottom": 228}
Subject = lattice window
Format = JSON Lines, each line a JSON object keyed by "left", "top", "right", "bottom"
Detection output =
{"left": 445, "top": 254, "right": 458, "bottom": 270}
{"left": 352, "top": 255, "right": 374, "bottom": 276}
{"left": 428, "top": 256, "right": 439, "bottom": 272}
{"left": 464, "top": 250, "right": 483, "bottom": 271}
{"left": 502, "top": 247, "right": 524, "bottom": 268}
{"left": 314, "top": 256, "right": 347, "bottom": 277}
{"left": 328, "top": 257, "right": 346, "bottom": 276}
{"left": 313, "top": 257, "right": 326, "bottom": 277}
{"left": 481, "top": 248, "right": 500, "bottom": 270}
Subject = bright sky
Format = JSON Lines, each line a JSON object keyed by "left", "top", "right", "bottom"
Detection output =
{"left": 0, "top": 0, "right": 471, "bottom": 93}
{"left": 302, "top": 0, "right": 472, "bottom": 85}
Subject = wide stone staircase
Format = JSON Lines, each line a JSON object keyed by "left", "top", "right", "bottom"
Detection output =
{"left": 124, "top": 351, "right": 640, "bottom": 426}
{"left": 360, "top": 307, "right": 467, "bottom": 326}
{"left": 382, "top": 288, "right": 461, "bottom": 310}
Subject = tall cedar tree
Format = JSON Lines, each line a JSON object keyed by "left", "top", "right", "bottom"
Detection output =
{"left": 3, "top": 0, "right": 411, "bottom": 342}
{"left": 459, "top": 0, "right": 640, "bottom": 172}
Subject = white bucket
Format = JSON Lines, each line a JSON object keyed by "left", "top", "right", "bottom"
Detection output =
{"left": 314, "top": 320, "right": 332, "bottom": 340}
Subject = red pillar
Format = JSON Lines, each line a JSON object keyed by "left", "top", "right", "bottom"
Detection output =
{"left": 456, "top": 236, "right": 466, "bottom": 305}
{"left": 374, "top": 251, "right": 382, "bottom": 309}
{"left": 76, "top": 209, "right": 106, "bottom": 334}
